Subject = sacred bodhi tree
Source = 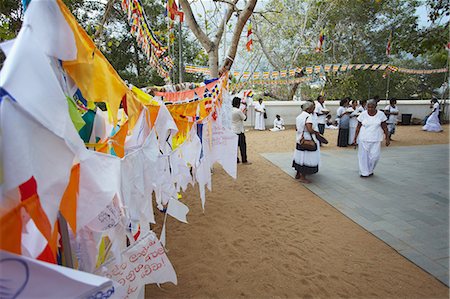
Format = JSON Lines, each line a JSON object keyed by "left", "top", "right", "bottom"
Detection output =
{"left": 179, "top": 0, "right": 258, "bottom": 77}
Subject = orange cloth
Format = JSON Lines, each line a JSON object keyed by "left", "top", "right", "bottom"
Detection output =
{"left": 57, "top": 0, "right": 141, "bottom": 127}
{"left": 60, "top": 164, "right": 80, "bottom": 234}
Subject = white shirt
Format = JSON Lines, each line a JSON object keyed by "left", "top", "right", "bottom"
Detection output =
{"left": 314, "top": 101, "right": 327, "bottom": 124}
{"left": 295, "top": 111, "right": 313, "bottom": 143}
{"left": 254, "top": 102, "right": 265, "bottom": 113}
{"left": 231, "top": 107, "right": 246, "bottom": 134}
{"left": 432, "top": 102, "right": 440, "bottom": 114}
{"left": 357, "top": 111, "right": 387, "bottom": 142}
{"left": 274, "top": 118, "right": 284, "bottom": 129}
{"left": 384, "top": 105, "right": 399, "bottom": 124}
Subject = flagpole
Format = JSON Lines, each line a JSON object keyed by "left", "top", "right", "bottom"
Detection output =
{"left": 178, "top": 20, "right": 183, "bottom": 83}
{"left": 385, "top": 72, "right": 390, "bottom": 105}
{"left": 385, "top": 29, "right": 393, "bottom": 105}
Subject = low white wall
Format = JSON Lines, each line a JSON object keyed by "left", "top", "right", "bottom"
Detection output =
{"left": 244, "top": 100, "right": 449, "bottom": 127}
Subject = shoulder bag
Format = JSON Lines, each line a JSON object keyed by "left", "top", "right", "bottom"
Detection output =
{"left": 296, "top": 117, "right": 317, "bottom": 151}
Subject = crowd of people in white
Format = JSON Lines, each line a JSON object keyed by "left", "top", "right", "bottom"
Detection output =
{"left": 232, "top": 95, "right": 444, "bottom": 182}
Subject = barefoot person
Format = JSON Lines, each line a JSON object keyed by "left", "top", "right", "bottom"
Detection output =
{"left": 293, "top": 101, "right": 320, "bottom": 183}
{"left": 353, "top": 100, "right": 390, "bottom": 177}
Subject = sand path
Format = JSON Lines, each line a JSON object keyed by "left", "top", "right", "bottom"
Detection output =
{"left": 147, "top": 125, "right": 449, "bottom": 298}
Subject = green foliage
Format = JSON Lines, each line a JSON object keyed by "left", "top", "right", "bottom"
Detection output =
{"left": 0, "top": 0, "right": 206, "bottom": 87}
{"left": 256, "top": 0, "right": 447, "bottom": 100}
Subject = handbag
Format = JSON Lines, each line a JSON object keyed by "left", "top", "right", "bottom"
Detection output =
{"left": 263, "top": 112, "right": 268, "bottom": 119}
{"left": 296, "top": 115, "right": 317, "bottom": 151}
{"left": 297, "top": 138, "right": 317, "bottom": 151}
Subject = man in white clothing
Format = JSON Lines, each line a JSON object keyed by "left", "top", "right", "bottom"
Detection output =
{"left": 232, "top": 97, "right": 251, "bottom": 164}
{"left": 314, "top": 95, "right": 328, "bottom": 135}
{"left": 254, "top": 98, "right": 266, "bottom": 130}
{"left": 384, "top": 98, "right": 399, "bottom": 139}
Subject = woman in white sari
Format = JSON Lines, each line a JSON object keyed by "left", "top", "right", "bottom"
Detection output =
{"left": 353, "top": 100, "right": 390, "bottom": 177}
{"left": 254, "top": 98, "right": 266, "bottom": 130}
{"left": 293, "top": 101, "right": 320, "bottom": 184}
{"left": 422, "top": 98, "right": 443, "bottom": 132}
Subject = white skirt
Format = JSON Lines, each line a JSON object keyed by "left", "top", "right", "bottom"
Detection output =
{"left": 292, "top": 136, "right": 320, "bottom": 174}
{"left": 422, "top": 112, "right": 442, "bottom": 132}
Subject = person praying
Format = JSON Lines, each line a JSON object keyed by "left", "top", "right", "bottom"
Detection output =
{"left": 270, "top": 114, "right": 285, "bottom": 131}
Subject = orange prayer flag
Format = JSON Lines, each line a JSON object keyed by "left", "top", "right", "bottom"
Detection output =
{"left": 57, "top": 0, "right": 134, "bottom": 124}
{"left": 111, "top": 122, "right": 129, "bottom": 158}
{"left": 60, "top": 164, "right": 80, "bottom": 234}
{"left": 0, "top": 205, "right": 23, "bottom": 254}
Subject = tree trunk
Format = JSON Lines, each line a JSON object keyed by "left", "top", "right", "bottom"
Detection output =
{"left": 208, "top": 46, "right": 219, "bottom": 78}
{"left": 288, "top": 83, "right": 300, "bottom": 100}
{"left": 220, "top": 0, "right": 258, "bottom": 72}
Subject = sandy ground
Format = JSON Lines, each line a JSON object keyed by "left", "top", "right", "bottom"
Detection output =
{"left": 147, "top": 125, "right": 449, "bottom": 298}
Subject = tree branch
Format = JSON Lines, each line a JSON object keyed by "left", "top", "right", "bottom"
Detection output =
{"left": 253, "top": 21, "right": 281, "bottom": 69}
{"left": 220, "top": 0, "right": 257, "bottom": 72}
{"left": 93, "top": 0, "right": 115, "bottom": 42}
{"left": 179, "top": 0, "right": 214, "bottom": 52}
{"left": 214, "top": 0, "right": 238, "bottom": 44}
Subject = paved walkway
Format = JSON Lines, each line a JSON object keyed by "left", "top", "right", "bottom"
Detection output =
{"left": 262, "top": 144, "right": 449, "bottom": 286}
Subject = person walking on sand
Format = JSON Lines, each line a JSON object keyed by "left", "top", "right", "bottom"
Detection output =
{"left": 384, "top": 98, "right": 399, "bottom": 139}
{"left": 353, "top": 100, "right": 390, "bottom": 178}
{"left": 232, "top": 97, "right": 251, "bottom": 164}
{"left": 254, "top": 98, "right": 266, "bottom": 131}
{"left": 422, "top": 98, "right": 443, "bottom": 132}
{"left": 293, "top": 101, "right": 321, "bottom": 184}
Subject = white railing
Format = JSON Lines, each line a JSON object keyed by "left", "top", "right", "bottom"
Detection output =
{"left": 244, "top": 99, "right": 449, "bottom": 127}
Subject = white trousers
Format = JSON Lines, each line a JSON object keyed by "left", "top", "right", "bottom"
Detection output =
{"left": 358, "top": 141, "right": 381, "bottom": 176}
{"left": 255, "top": 112, "right": 265, "bottom": 130}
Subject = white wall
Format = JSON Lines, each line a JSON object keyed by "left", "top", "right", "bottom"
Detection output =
{"left": 244, "top": 100, "right": 449, "bottom": 127}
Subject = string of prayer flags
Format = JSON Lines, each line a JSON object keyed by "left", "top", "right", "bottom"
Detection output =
{"left": 184, "top": 64, "right": 449, "bottom": 81}
{"left": 1, "top": 0, "right": 237, "bottom": 293}
{"left": 121, "top": 0, "right": 173, "bottom": 78}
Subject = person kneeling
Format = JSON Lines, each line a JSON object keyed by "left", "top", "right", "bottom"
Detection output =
{"left": 270, "top": 114, "right": 286, "bottom": 132}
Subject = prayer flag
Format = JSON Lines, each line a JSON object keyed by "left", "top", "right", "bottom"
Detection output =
{"left": 246, "top": 21, "right": 253, "bottom": 52}
{"left": 166, "top": 0, "right": 184, "bottom": 22}
{"left": 315, "top": 30, "right": 324, "bottom": 52}
{"left": 386, "top": 30, "right": 392, "bottom": 57}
